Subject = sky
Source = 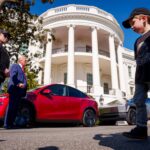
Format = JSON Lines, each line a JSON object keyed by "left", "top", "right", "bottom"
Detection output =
{"left": 30, "top": 0, "right": 150, "bottom": 50}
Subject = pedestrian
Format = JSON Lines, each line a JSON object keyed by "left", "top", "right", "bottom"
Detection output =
{"left": 0, "top": 29, "right": 10, "bottom": 91}
{"left": 4, "top": 55, "right": 27, "bottom": 129}
{"left": 122, "top": 8, "right": 150, "bottom": 139}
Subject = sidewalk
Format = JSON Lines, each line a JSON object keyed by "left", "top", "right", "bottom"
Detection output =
{"left": 116, "top": 120, "right": 150, "bottom": 125}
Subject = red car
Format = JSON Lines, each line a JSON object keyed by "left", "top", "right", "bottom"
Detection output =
{"left": 0, "top": 84, "right": 98, "bottom": 127}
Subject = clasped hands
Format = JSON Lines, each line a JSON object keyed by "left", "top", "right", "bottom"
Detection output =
{"left": 17, "top": 83, "right": 25, "bottom": 88}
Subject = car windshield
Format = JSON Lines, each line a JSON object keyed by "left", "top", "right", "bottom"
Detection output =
{"left": 28, "top": 85, "right": 43, "bottom": 92}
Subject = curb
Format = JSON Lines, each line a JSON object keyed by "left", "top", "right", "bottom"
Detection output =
{"left": 116, "top": 121, "right": 128, "bottom": 126}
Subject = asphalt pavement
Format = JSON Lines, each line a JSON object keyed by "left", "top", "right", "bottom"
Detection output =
{"left": 0, "top": 124, "right": 150, "bottom": 150}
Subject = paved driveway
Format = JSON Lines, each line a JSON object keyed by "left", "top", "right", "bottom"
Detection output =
{"left": 0, "top": 125, "right": 150, "bottom": 150}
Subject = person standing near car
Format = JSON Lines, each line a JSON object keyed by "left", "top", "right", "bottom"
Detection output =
{"left": 122, "top": 8, "right": 150, "bottom": 139}
{"left": 0, "top": 29, "right": 10, "bottom": 91}
{"left": 4, "top": 55, "right": 27, "bottom": 129}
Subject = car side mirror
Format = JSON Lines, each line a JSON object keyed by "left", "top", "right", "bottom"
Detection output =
{"left": 42, "top": 89, "right": 52, "bottom": 95}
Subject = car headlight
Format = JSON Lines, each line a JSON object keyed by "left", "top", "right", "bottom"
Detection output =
{"left": 0, "top": 96, "right": 8, "bottom": 105}
{"left": 0, "top": 96, "right": 8, "bottom": 98}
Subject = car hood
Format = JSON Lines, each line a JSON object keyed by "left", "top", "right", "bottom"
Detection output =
{"left": 0, "top": 93, "right": 9, "bottom": 98}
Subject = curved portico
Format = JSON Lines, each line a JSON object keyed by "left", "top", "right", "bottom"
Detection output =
{"left": 30, "top": 4, "right": 128, "bottom": 101}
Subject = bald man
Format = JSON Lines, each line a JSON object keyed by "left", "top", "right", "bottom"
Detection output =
{"left": 4, "top": 55, "right": 27, "bottom": 129}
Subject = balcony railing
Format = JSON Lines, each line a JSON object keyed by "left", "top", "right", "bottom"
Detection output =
{"left": 52, "top": 46, "right": 110, "bottom": 57}
{"left": 75, "top": 46, "right": 92, "bottom": 53}
{"left": 41, "top": 5, "right": 119, "bottom": 26}
{"left": 99, "top": 49, "right": 110, "bottom": 57}
{"left": 38, "top": 47, "right": 110, "bottom": 58}
{"left": 52, "top": 47, "right": 67, "bottom": 54}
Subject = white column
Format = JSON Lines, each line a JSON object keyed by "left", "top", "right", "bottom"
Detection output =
{"left": 44, "top": 32, "right": 52, "bottom": 85}
{"left": 91, "top": 27, "right": 102, "bottom": 95}
{"left": 67, "top": 25, "right": 75, "bottom": 87}
{"left": 117, "top": 43, "right": 126, "bottom": 93}
{"left": 38, "top": 69, "right": 43, "bottom": 85}
{"left": 109, "top": 34, "right": 119, "bottom": 90}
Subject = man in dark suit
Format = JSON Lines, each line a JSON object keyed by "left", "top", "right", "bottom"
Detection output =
{"left": 0, "top": 29, "right": 10, "bottom": 91}
{"left": 4, "top": 55, "right": 27, "bottom": 129}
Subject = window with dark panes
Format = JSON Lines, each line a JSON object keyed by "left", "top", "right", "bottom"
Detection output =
{"left": 65, "top": 45, "right": 68, "bottom": 52}
{"left": 104, "top": 83, "right": 109, "bottom": 94}
{"left": 43, "top": 43, "right": 46, "bottom": 57}
{"left": 64, "top": 73, "right": 67, "bottom": 84}
{"left": 86, "top": 45, "right": 92, "bottom": 52}
{"left": 130, "top": 87, "right": 134, "bottom": 95}
{"left": 87, "top": 73, "right": 93, "bottom": 85}
{"left": 41, "top": 71, "right": 44, "bottom": 85}
{"left": 87, "top": 73, "right": 93, "bottom": 93}
{"left": 128, "top": 66, "right": 132, "bottom": 78}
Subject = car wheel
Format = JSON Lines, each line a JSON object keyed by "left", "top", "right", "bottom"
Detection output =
{"left": 15, "top": 104, "right": 34, "bottom": 127}
{"left": 82, "top": 109, "right": 96, "bottom": 127}
{"left": 127, "top": 108, "right": 136, "bottom": 125}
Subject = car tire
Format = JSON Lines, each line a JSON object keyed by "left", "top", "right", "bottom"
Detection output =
{"left": 15, "top": 104, "right": 35, "bottom": 128}
{"left": 127, "top": 108, "right": 136, "bottom": 125}
{"left": 82, "top": 109, "right": 96, "bottom": 127}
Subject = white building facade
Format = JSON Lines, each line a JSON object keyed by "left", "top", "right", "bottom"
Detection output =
{"left": 29, "top": 4, "right": 136, "bottom": 104}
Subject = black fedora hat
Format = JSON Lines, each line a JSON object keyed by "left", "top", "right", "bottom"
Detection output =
{"left": 0, "top": 29, "right": 11, "bottom": 39}
{"left": 122, "top": 8, "right": 150, "bottom": 28}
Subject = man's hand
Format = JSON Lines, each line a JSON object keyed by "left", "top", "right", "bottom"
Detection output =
{"left": 18, "top": 83, "right": 25, "bottom": 88}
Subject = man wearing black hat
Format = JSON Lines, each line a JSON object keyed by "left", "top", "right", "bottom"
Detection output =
{"left": 0, "top": 29, "right": 10, "bottom": 91}
{"left": 122, "top": 8, "right": 150, "bottom": 140}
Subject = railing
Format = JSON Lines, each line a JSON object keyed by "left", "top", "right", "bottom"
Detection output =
{"left": 52, "top": 47, "right": 67, "bottom": 54}
{"left": 99, "top": 49, "right": 110, "bottom": 57}
{"left": 52, "top": 46, "right": 92, "bottom": 54}
{"left": 55, "top": 7, "right": 68, "bottom": 13}
{"left": 41, "top": 5, "right": 119, "bottom": 25}
{"left": 75, "top": 46, "right": 92, "bottom": 53}
{"left": 76, "top": 6, "right": 90, "bottom": 12}
{"left": 52, "top": 46, "right": 110, "bottom": 57}
{"left": 38, "top": 47, "right": 110, "bottom": 58}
